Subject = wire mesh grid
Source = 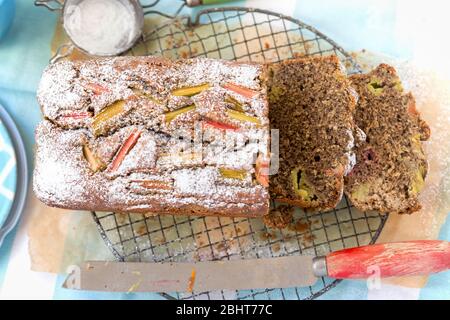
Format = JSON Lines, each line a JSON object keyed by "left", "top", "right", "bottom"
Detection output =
{"left": 92, "top": 7, "right": 389, "bottom": 300}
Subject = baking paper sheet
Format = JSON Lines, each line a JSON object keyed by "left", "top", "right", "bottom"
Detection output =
{"left": 27, "top": 19, "right": 450, "bottom": 291}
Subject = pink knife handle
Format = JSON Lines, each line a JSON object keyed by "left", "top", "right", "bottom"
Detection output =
{"left": 325, "top": 240, "right": 450, "bottom": 279}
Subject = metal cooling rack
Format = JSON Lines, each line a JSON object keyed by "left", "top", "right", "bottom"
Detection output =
{"left": 89, "top": 7, "right": 389, "bottom": 300}
{"left": 34, "top": 1, "right": 389, "bottom": 299}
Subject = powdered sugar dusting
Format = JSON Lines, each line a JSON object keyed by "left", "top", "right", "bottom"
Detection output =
{"left": 173, "top": 167, "right": 218, "bottom": 195}
{"left": 343, "top": 128, "right": 357, "bottom": 175}
{"left": 34, "top": 57, "right": 270, "bottom": 217}
{"left": 396, "top": 61, "right": 450, "bottom": 220}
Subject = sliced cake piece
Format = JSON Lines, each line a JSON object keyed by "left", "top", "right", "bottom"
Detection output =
{"left": 267, "top": 55, "right": 359, "bottom": 211}
{"left": 346, "top": 64, "right": 430, "bottom": 214}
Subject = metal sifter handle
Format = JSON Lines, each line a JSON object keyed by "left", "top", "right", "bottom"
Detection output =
{"left": 34, "top": 0, "right": 63, "bottom": 11}
{"left": 186, "top": 0, "right": 235, "bottom": 7}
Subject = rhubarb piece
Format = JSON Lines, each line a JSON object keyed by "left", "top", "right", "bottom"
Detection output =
{"left": 60, "top": 111, "right": 92, "bottom": 120}
{"left": 164, "top": 104, "right": 196, "bottom": 123}
{"left": 367, "top": 78, "right": 384, "bottom": 96}
{"left": 227, "top": 109, "right": 260, "bottom": 125}
{"left": 204, "top": 119, "right": 238, "bottom": 131}
{"left": 131, "top": 88, "right": 163, "bottom": 104}
{"left": 410, "top": 164, "right": 427, "bottom": 195}
{"left": 291, "top": 168, "right": 317, "bottom": 203}
{"left": 82, "top": 83, "right": 110, "bottom": 95}
{"left": 187, "top": 269, "right": 196, "bottom": 293}
{"left": 223, "top": 83, "right": 259, "bottom": 99}
{"left": 82, "top": 144, "right": 105, "bottom": 172}
{"left": 349, "top": 182, "right": 370, "bottom": 204}
{"left": 394, "top": 79, "right": 403, "bottom": 92}
{"left": 92, "top": 100, "right": 126, "bottom": 136}
{"left": 219, "top": 168, "right": 247, "bottom": 180}
{"left": 132, "top": 180, "right": 173, "bottom": 190}
{"left": 255, "top": 154, "right": 269, "bottom": 187}
{"left": 109, "top": 129, "right": 141, "bottom": 171}
{"left": 225, "top": 95, "right": 244, "bottom": 112}
{"left": 172, "top": 83, "right": 210, "bottom": 97}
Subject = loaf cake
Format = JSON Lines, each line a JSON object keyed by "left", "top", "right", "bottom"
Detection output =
{"left": 34, "top": 57, "right": 270, "bottom": 217}
{"left": 267, "top": 55, "right": 360, "bottom": 211}
{"left": 345, "top": 64, "right": 430, "bottom": 214}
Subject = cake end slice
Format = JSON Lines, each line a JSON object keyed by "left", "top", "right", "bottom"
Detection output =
{"left": 346, "top": 64, "right": 430, "bottom": 214}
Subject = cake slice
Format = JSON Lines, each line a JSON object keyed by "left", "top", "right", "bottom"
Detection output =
{"left": 345, "top": 64, "right": 430, "bottom": 214}
{"left": 267, "top": 55, "right": 360, "bottom": 211}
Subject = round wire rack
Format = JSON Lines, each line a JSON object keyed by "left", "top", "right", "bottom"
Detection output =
{"left": 90, "top": 7, "right": 389, "bottom": 300}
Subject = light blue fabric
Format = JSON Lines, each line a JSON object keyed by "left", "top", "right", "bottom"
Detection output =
{"left": 0, "top": 0, "right": 56, "bottom": 287}
{"left": 292, "top": 0, "right": 413, "bottom": 59}
{"left": 0, "top": 226, "right": 17, "bottom": 288}
{"left": 0, "top": 0, "right": 15, "bottom": 41}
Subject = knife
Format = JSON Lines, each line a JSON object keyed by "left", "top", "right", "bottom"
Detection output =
{"left": 63, "top": 240, "right": 450, "bottom": 292}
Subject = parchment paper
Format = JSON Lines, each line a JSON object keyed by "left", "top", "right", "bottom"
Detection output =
{"left": 27, "top": 21, "right": 450, "bottom": 290}
{"left": 352, "top": 51, "right": 450, "bottom": 287}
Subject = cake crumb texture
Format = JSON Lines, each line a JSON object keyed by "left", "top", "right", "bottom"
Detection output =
{"left": 267, "top": 55, "right": 359, "bottom": 211}
{"left": 345, "top": 64, "right": 430, "bottom": 214}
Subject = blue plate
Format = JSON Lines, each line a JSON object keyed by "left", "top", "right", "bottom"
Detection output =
{"left": 0, "top": 102, "right": 27, "bottom": 246}
{"left": 0, "top": 115, "right": 16, "bottom": 227}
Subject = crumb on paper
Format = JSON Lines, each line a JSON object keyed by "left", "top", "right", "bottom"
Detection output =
{"left": 165, "top": 37, "right": 173, "bottom": 47}
{"left": 302, "top": 232, "right": 316, "bottom": 246}
{"left": 272, "top": 243, "right": 281, "bottom": 252}
{"left": 288, "top": 219, "right": 311, "bottom": 233}
{"left": 187, "top": 269, "right": 196, "bottom": 293}
{"left": 180, "top": 50, "right": 189, "bottom": 59}
{"left": 86, "top": 263, "right": 94, "bottom": 270}
{"left": 176, "top": 37, "right": 186, "bottom": 47}
{"left": 132, "top": 271, "right": 141, "bottom": 276}
{"left": 259, "top": 231, "right": 275, "bottom": 241}
{"left": 137, "top": 225, "right": 147, "bottom": 236}
{"left": 174, "top": 20, "right": 182, "bottom": 29}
